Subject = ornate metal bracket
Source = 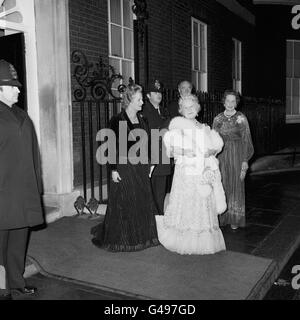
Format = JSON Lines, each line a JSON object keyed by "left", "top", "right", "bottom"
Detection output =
{"left": 132, "top": 0, "right": 149, "bottom": 44}
{"left": 74, "top": 196, "right": 100, "bottom": 217}
{"left": 71, "top": 50, "right": 123, "bottom": 101}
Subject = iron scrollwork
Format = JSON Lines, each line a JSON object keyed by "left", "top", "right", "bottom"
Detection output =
{"left": 71, "top": 50, "right": 123, "bottom": 101}
{"left": 132, "top": 0, "right": 149, "bottom": 43}
{"left": 74, "top": 196, "right": 100, "bottom": 217}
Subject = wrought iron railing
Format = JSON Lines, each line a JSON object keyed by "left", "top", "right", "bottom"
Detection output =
{"left": 71, "top": 52, "right": 287, "bottom": 216}
{"left": 72, "top": 50, "right": 124, "bottom": 216}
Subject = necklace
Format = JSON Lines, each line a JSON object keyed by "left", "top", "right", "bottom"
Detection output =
{"left": 126, "top": 110, "right": 138, "bottom": 124}
{"left": 224, "top": 110, "right": 237, "bottom": 118}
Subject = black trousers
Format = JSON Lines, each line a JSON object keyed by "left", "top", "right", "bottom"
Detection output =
{"left": 0, "top": 228, "right": 28, "bottom": 295}
{"left": 151, "top": 175, "right": 167, "bottom": 215}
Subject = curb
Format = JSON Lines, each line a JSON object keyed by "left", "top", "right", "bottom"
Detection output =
{"left": 250, "top": 168, "right": 300, "bottom": 176}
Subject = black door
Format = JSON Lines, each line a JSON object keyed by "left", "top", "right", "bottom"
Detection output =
{"left": 0, "top": 33, "right": 27, "bottom": 111}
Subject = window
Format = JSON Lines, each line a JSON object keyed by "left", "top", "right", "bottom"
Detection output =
{"left": 286, "top": 40, "right": 300, "bottom": 123}
{"left": 232, "top": 38, "right": 242, "bottom": 94}
{"left": 108, "top": 0, "right": 134, "bottom": 94}
{"left": 191, "top": 18, "right": 207, "bottom": 92}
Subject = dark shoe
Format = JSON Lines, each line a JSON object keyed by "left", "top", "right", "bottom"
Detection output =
{"left": 11, "top": 286, "right": 37, "bottom": 295}
{"left": 0, "top": 294, "right": 12, "bottom": 300}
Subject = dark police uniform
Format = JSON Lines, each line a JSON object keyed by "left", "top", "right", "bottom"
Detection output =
{"left": 167, "top": 99, "right": 181, "bottom": 119}
{"left": 0, "top": 60, "right": 44, "bottom": 299}
{"left": 142, "top": 80, "right": 171, "bottom": 215}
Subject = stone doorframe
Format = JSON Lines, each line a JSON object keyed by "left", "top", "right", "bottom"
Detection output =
{"left": 0, "top": 0, "right": 40, "bottom": 135}
{"left": 0, "top": 0, "right": 79, "bottom": 218}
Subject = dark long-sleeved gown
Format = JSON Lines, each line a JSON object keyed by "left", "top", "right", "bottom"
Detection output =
{"left": 91, "top": 110, "right": 159, "bottom": 251}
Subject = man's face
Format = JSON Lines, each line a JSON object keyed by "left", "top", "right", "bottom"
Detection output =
{"left": 179, "top": 82, "right": 192, "bottom": 98}
{"left": 0, "top": 85, "right": 20, "bottom": 106}
{"left": 147, "top": 92, "right": 162, "bottom": 105}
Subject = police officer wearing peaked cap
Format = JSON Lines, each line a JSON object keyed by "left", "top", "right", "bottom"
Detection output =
{"left": 0, "top": 60, "right": 44, "bottom": 300}
{"left": 142, "top": 79, "right": 171, "bottom": 216}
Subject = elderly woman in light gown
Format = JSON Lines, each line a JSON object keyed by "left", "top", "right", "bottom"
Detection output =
{"left": 155, "top": 95, "right": 227, "bottom": 255}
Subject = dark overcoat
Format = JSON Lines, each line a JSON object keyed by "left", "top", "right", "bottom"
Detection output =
{"left": 0, "top": 101, "right": 44, "bottom": 230}
{"left": 142, "top": 101, "right": 171, "bottom": 176}
{"left": 167, "top": 100, "right": 180, "bottom": 119}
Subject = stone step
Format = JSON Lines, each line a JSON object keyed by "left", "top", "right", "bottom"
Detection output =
{"left": 45, "top": 206, "right": 61, "bottom": 224}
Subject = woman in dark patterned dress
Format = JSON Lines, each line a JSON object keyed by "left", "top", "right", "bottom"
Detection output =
{"left": 212, "top": 90, "right": 254, "bottom": 230}
{"left": 91, "top": 84, "right": 159, "bottom": 251}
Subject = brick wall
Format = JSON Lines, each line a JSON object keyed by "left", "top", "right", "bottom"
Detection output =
{"left": 142, "top": 0, "right": 256, "bottom": 95}
{"left": 69, "top": 0, "right": 109, "bottom": 187}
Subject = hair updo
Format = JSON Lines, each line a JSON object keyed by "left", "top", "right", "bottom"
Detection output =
{"left": 122, "top": 83, "right": 143, "bottom": 109}
{"left": 178, "top": 94, "right": 201, "bottom": 115}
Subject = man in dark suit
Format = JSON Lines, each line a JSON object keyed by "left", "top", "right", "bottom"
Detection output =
{"left": 0, "top": 60, "right": 44, "bottom": 300}
{"left": 167, "top": 80, "right": 193, "bottom": 118}
{"left": 142, "top": 80, "right": 171, "bottom": 215}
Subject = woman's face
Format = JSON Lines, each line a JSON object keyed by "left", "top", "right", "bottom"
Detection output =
{"left": 224, "top": 94, "right": 237, "bottom": 112}
{"left": 130, "top": 91, "right": 143, "bottom": 111}
{"left": 181, "top": 101, "right": 198, "bottom": 119}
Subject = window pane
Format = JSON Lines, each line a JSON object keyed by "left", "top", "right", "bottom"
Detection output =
{"left": 293, "top": 78, "right": 299, "bottom": 97}
{"left": 294, "top": 59, "right": 300, "bottom": 77}
{"left": 286, "top": 78, "right": 292, "bottom": 96}
{"left": 111, "top": 25, "right": 122, "bottom": 57}
{"left": 237, "top": 61, "right": 241, "bottom": 80}
{"left": 124, "top": 29, "right": 133, "bottom": 59}
{"left": 109, "top": 58, "right": 121, "bottom": 89}
{"left": 292, "top": 96, "right": 300, "bottom": 115}
{"left": 200, "top": 25, "right": 205, "bottom": 48}
{"left": 291, "top": 79, "right": 300, "bottom": 115}
{"left": 200, "top": 48, "right": 206, "bottom": 72}
{"left": 198, "top": 72, "right": 202, "bottom": 92}
{"left": 193, "top": 22, "right": 198, "bottom": 46}
{"left": 287, "top": 58, "right": 293, "bottom": 77}
{"left": 193, "top": 46, "right": 199, "bottom": 70}
{"left": 122, "top": 60, "right": 133, "bottom": 83}
{"left": 232, "top": 41, "right": 236, "bottom": 79}
{"left": 294, "top": 41, "right": 300, "bottom": 60}
{"left": 123, "top": 0, "right": 133, "bottom": 28}
{"left": 110, "top": 0, "right": 121, "bottom": 24}
{"left": 287, "top": 41, "right": 293, "bottom": 59}
{"left": 192, "top": 71, "right": 197, "bottom": 90}
{"left": 286, "top": 96, "right": 292, "bottom": 115}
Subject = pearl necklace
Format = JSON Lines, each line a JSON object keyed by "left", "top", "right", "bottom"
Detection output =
{"left": 224, "top": 110, "right": 237, "bottom": 118}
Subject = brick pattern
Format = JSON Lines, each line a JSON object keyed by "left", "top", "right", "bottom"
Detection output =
{"left": 137, "top": 0, "right": 256, "bottom": 95}
{"left": 69, "top": 0, "right": 109, "bottom": 187}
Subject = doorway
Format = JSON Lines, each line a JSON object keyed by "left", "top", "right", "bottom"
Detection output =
{"left": 0, "top": 32, "right": 27, "bottom": 111}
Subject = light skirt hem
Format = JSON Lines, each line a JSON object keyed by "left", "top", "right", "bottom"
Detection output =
{"left": 156, "top": 216, "right": 226, "bottom": 255}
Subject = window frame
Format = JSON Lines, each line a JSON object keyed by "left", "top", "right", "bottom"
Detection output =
{"left": 107, "top": 0, "right": 135, "bottom": 88}
{"left": 286, "top": 39, "right": 300, "bottom": 124}
{"left": 232, "top": 38, "right": 242, "bottom": 94}
{"left": 191, "top": 17, "right": 208, "bottom": 92}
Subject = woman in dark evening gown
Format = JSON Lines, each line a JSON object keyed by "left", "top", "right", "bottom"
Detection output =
{"left": 91, "top": 84, "right": 159, "bottom": 251}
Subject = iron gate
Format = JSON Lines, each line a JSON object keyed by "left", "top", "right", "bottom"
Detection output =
{"left": 71, "top": 50, "right": 124, "bottom": 216}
